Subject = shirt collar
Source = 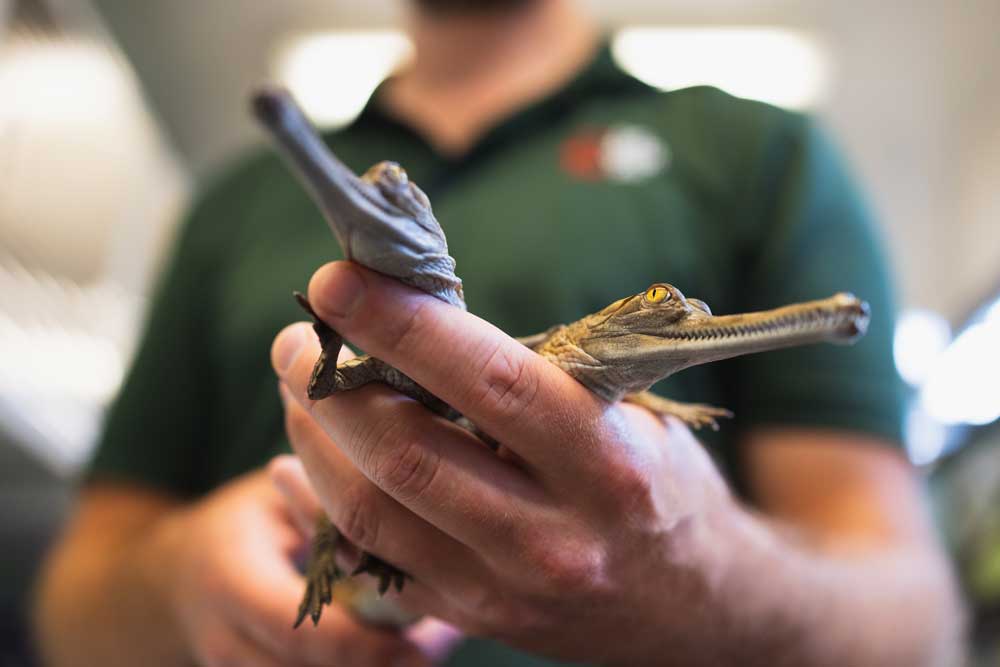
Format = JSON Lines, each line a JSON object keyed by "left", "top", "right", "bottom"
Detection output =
{"left": 349, "top": 38, "right": 654, "bottom": 162}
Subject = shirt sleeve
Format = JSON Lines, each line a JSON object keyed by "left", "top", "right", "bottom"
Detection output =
{"left": 725, "top": 113, "right": 905, "bottom": 446}
{"left": 85, "top": 168, "right": 243, "bottom": 497}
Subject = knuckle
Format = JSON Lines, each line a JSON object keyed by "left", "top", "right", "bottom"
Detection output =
{"left": 603, "top": 460, "right": 657, "bottom": 516}
{"left": 468, "top": 343, "right": 538, "bottom": 422}
{"left": 349, "top": 413, "right": 442, "bottom": 503}
{"left": 349, "top": 413, "right": 405, "bottom": 477}
{"left": 383, "top": 297, "right": 434, "bottom": 358}
{"left": 529, "top": 539, "right": 609, "bottom": 598}
{"left": 335, "top": 485, "right": 381, "bottom": 549}
{"left": 372, "top": 438, "right": 441, "bottom": 503}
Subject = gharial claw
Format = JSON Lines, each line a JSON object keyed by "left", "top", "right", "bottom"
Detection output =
{"left": 352, "top": 552, "right": 410, "bottom": 596}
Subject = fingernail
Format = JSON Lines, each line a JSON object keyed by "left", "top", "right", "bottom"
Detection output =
{"left": 314, "top": 262, "right": 366, "bottom": 318}
{"left": 273, "top": 326, "right": 306, "bottom": 374}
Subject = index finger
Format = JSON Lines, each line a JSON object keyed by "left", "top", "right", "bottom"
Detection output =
{"left": 306, "top": 262, "right": 618, "bottom": 481}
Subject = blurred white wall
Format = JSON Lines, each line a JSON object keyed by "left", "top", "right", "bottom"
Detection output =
{"left": 0, "top": 3, "right": 188, "bottom": 470}
{"left": 814, "top": 1, "right": 1000, "bottom": 320}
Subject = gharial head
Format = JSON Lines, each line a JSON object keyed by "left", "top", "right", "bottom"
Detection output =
{"left": 250, "top": 87, "right": 448, "bottom": 262}
{"left": 571, "top": 283, "right": 870, "bottom": 396}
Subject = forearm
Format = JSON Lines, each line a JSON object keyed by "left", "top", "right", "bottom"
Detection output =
{"left": 699, "top": 501, "right": 964, "bottom": 667}
{"left": 33, "top": 493, "right": 190, "bottom": 667}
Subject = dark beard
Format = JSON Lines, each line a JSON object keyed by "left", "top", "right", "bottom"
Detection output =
{"left": 412, "top": 0, "right": 540, "bottom": 16}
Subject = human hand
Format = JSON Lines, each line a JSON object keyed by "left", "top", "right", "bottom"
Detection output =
{"left": 152, "top": 468, "right": 433, "bottom": 666}
{"left": 271, "top": 261, "right": 738, "bottom": 665}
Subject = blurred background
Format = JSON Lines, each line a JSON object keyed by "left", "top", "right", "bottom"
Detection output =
{"left": 1, "top": 0, "right": 998, "bottom": 664}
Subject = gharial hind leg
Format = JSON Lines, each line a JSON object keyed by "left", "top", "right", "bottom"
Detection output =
{"left": 294, "top": 515, "right": 412, "bottom": 628}
{"left": 295, "top": 515, "right": 344, "bottom": 628}
{"left": 625, "top": 392, "right": 733, "bottom": 431}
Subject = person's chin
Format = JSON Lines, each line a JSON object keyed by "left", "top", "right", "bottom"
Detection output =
{"left": 411, "top": 0, "right": 541, "bottom": 16}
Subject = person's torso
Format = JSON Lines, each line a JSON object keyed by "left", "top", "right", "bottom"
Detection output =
{"left": 197, "top": 49, "right": 790, "bottom": 666}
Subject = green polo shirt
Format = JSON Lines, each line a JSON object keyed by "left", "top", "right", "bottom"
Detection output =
{"left": 90, "top": 45, "right": 903, "bottom": 665}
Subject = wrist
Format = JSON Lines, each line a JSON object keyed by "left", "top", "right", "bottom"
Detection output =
{"left": 708, "top": 503, "right": 822, "bottom": 666}
{"left": 603, "top": 495, "right": 736, "bottom": 666}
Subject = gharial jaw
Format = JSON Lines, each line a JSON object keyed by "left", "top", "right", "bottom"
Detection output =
{"left": 252, "top": 87, "right": 465, "bottom": 309}
{"left": 554, "top": 284, "right": 870, "bottom": 401}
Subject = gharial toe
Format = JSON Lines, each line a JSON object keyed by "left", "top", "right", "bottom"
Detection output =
{"left": 352, "top": 551, "right": 410, "bottom": 596}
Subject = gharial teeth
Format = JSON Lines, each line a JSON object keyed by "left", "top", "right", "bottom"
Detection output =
{"left": 662, "top": 306, "right": 855, "bottom": 341}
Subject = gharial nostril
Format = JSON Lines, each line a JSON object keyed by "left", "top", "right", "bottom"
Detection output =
{"left": 851, "top": 310, "right": 871, "bottom": 338}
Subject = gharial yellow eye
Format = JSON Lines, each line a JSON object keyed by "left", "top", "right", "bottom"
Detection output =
{"left": 645, "top": 285, "right": 670, "bottom": 303}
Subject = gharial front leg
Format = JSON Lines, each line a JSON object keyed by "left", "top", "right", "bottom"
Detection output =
{"left": 294, "top": 292, "right": 453, "bottom": 415}
{"left": 624, "top": 391, "right": 734, "bottom": 431}
{"left": 294, "top": 292, "right": 345, "bottom": 400}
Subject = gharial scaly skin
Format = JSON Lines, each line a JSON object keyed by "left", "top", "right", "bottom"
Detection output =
{"left": 251, "top": 88, "right": 871, "bottom": 629}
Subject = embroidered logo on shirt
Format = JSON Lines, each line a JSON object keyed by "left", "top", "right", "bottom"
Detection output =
{"left": 560, "top": 124, "right": 669, "bottom": 183}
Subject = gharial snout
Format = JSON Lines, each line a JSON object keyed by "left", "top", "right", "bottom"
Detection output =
{"left": 830, "top": 292, "right": 871, "bottom": 342}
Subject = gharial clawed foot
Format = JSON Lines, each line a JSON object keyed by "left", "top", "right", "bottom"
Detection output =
{"left": 352, "top": 552, "right": 409, "bottom": 596}
{"left": 624, "top": 392, "right": 734, "bottom": 431}
{"left": 294, "top": 516, "right": 413, "bottom": 628}
{"left": 294, "top": 291, "right": 345, "bottom": 401}
{"left": 294, "top": 516, "right": 345, "bottom": 628}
